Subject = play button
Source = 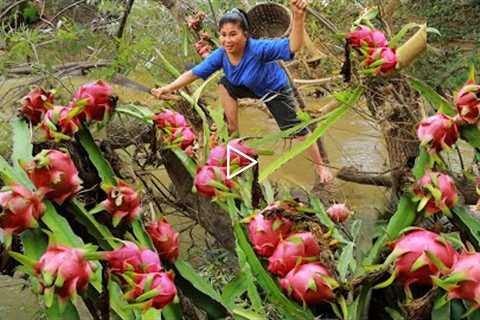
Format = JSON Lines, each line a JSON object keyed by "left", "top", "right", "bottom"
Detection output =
{"left": 227, "top": 144, "right": 258, "bottom": 179}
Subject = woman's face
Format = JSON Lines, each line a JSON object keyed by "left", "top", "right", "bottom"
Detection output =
{"left": 219, "top": 22, "right": 247, "bottom": 55}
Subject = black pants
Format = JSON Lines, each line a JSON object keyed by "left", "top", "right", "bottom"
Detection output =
{"left": 219, "top": 77, "right": 309, "bottom": 137}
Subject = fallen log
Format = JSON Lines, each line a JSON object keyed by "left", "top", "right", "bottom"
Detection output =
{"left": 6, "top": 60, "right": 112, "bottom": 76}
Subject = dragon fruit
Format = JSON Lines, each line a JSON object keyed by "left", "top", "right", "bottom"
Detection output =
{"left": 34, "top": 246, "right": 94, "bottom": 306}
{"left": 153, "top": 110, "right": 188, "bottom": 129}
{"left": 382, "top": 228, "right": 457, "bottom": 289}
{"left": 23, "top": 149, "right": 82, "bottom": 205}
{"left": 19, "top": 87, "right": 54, "bottom": 125}
{"left": 326, "top": 203, "right": 352, "bottom": 223}
{"left": 268, "top": 232, "right": 321, "bottom": 277}
{"left": 72, "top": 80, "right": 115, "bottom": 122}
{"left": 247, "top": 213, "right": 293, "bottom": 257}
{"left": 347, "top": 26, "right": 388, "bottom": 48}
{"left": 194, "top": 40, "right": 213, "bottom": 58}
{"left": 455, "top": 81, "right": 480, "bottom": 125}
{"left": 125, "top": 272, "right": 177, "bottom": 310}
{"left": 0, "top": 184, "right": 45, "bottom": 235}
{"left": 364, "top": 47, "right": 397, "bottom": 75}
{"left": 100, "top": 181, "right": 141, "bottom": 226}
{"left": 435, "top": 252, "right": 480, "bottom": 308}
{"left": 416, "top": 113, "right": 459, "bottom": 153}
{"left": 280, "top": 262, "right": 338, "bottom": 305}
{"left": 37, "top": 106, "right": 80, "bottom": 142}
{"left": 164, "top": 126, "right": 196, "bottom": 149}
{"left": 105, "top": 241, "right": 162, "bottom": 274}
{"left": 413, "top": 171, "right": 458, "bottom": 216}
{"left": 207, "top": 139, "right": 257, "bottom": 167}
{"left": 146, "top": 218, "right": 180, "bottom": 263}
{"left": 194, "top": 165, "right": 234, "bottom": 198}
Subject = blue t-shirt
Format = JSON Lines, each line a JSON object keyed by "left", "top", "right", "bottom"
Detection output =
{"left": 191, "top": 38, "right": 294, "bottom": 97}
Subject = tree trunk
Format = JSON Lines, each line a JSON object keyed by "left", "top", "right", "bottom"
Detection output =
{"left": 364, "top": 75, "right": 421, "bottom": 196}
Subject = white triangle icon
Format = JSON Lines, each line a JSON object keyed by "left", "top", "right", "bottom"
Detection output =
{"left": 227, "top": 144, "right": 258, "bottom": 179}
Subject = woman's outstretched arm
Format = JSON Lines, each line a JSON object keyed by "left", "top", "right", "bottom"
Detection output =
{"left": 289, "top": 0, "right": 308, "bottom": 53}
{"left": 151, "top": 70, "right": 198, "bottom": 99}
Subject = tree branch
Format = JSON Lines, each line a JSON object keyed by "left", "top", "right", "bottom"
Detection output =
{"left": 336, "top": 166, "right": 393, "bottom": 187}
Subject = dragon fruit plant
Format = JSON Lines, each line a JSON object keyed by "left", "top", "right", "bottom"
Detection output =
{"left": 280, "top": 262, "right": 338, "bottom": 305}
{"left": 247, "top": 213, "right": 293, "bottom": 257}
{"left": 34, "top": 246, "right": 95, "bottom": 307}
{"left": 268, "top": 232, "right": 322, "bottom": 277}
{"left": 18, "top": 87, "right": 54, "bottom": 125}
{"left": 416, "top": 113, "right": 459, "bottom": 154}
{"left": 153, "top": 109, "right": 196, "bottom": 155}
{"left": 326, "top": 203, "right": 353, "bottom": 223}
{"left": 104, "top": 241, "right": 162, "bottom": 274}
{"left": 376, "top": 228, "right": 457, "bottom": 298}
{"left": 0, "top": 183, "right": 45, "bottom": 236}
{"left": 207, "top": 139, "right": 257, "bottom": 168}
{"left": 455, "top": 74, "right": 480, "bottom": 125}
{"left": 124, "top": 272, "right": 177, "bottom": 310}
{"left": 146, "top": 218, "right": 180, "bottom": 263}
{"left": 36, "top": 105, "right": 81, "bottom": 143}
{"left": 413, "top": 171, "right": 458, "bottom": 216}
{"left": 346, "top": 25, "right": 388, "bottom": 49}
{"left": 22, "top": 149, "right": 82, "bottom": 205}
{"left": 99, "top": 181, "right": 142, "bottom": 227}
{"left": 194, "top": 165, "right": 234, "bottom": 198}
{"left": 71, "top": 80, "right": 116, "bottom": 123}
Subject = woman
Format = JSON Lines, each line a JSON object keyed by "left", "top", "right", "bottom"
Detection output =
{"left": 152, "top": 0, "right": 333, "bottom": 183}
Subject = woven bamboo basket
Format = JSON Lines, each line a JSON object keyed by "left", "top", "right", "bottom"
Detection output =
{"left": 247, "top": 3, "right": 291, "bottom": 39}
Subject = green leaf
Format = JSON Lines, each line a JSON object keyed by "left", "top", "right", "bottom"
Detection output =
{"left": 207, "top": 104, "right": 229, "bottom": 142}
{"left": 162, "top": 303, "right": 183, "bottom": 320}
{"left": 142, "top": 308, "right": 162, "bottom": 320}
{"left": 233, "top": 223, "right": 315, "bottom": 319}
{"left": 408, "top": 78, "right": 456, "bottom": 116}
{"left": 452, "top": 207, "right": 480, "bottom": 250}
{"left": 154, "top": 48, "right": 181, "bottom": 78}
{"left": 109, "top": 280, "right": 135, "bottom": 320}
{"left": 389, "top": 23, "right": 420, "bottom": 48}
{"left": 364, "top": 196, "right": 416, "bottom": 265}
{"left": 221, "top": 273, "right": 248, "bottom": 309}
{"left": 11, "top": 118, "right": 33, "bottom": 168}
{"left": 66, "top": 200, "right": 117, "bottom": 250}
{"left": 259, "top": 87, "right": 362, "bottom": 182}
{"left": 338, "top": 242, "right": 355, "bottom": 281}
{"left": 385, "top": 307, "right": 406, "bottom": 320}
{"left": 412, "top": 148, "right": 430, "bottom": 179}
{"left": 21, "top": 229, "right": 48, "bottom": 260}
{"left": 45, "top": 298, "right": 80, "bottom": 320}
{"left": 461, "top": 125, "right": 480, "bottom": 148}
{"left": 42, "top": 202, "right": 83, "bottom": 247}
{"left": 173, "top": 260, "right": 229, "bottom": 318}
{"left": 310, "top": 197, "right": 346, "bottom": 243}
{"left": 232, "top": 308, "right": 266, "bottom": 320}
{"left": 132, "top": 220, "right": 155, "bottom": 250}
{"left": 77, "top": 126, "right": 116, "bottom": 185}
{"left": 171, "top": 149, "right": 196, "bottom": 177}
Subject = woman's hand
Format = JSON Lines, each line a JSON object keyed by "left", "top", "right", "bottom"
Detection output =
{"left": 151, "top": 87, "right": 179, "bottom": 100}
{"left": 291, "top": 0, "right": 308, "bottom": 17}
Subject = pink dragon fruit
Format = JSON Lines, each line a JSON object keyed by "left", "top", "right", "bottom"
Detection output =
{"left": 105, "top": 241, "right": 162, "bottom": 274}
{"left": 280, "top": 262, "right": 338, "bottom": 305}
{"left": 247, "top": 213, "right": 293, "bottom": 257}
{"left": 364, "top": 47, "right": 397, "bottom": 75}
{"left": 0, "top": 184, "right": 45, "bottom": 235}
{"left": 23, "top": 149, "right": 82, "bottom": 205}
{"left": 207, "top": 139, "right": 257, "bottom": 167}
{"left": 72, "top": 80, "right": 115, "bottom": 122}
{"left": 347, "top": 26, "right": 388, "bottom": 48}
{"left": 455, "top": 81, "right": 480, "bottom": 124}
{"left": 435, "top": 252, "right": 480, "bottom": 308}
{"left": 194, "top": 165, "right": 234, "bottom": 198}
{"left": 19, "top": 87, "right": 54, "bottom": 125}
{"left": 383, "top": 228, "right": 457, "bottom": 288}
{"left": 37, "top": 106, "right": 80, "bottom": 142}
{"left": 146, "top": 218, "right": 180, "bottom": 263}
{"left": 268, "top": 232, "right": 321, "bottom": 277}
{"left": 153, "top": 110, "right": 188, "bottom": 129}
{"left": 164, "top": 126, "right": 196, "bottom": 149}
{"left": 416, "top": 113, "right": 459, "bottom": 153}
{"left": 125, "top": 272, "right": 177, "bottom": 310}
{"left": 414, "top": 171, "right": 458, "bottom": 216}
{"left": 326, "top": 203, "right": 352, "bottom": 223}
{"left": 100, "top": 181, "right": 141, "bottom": 226}
{"left": 34, "top": 246, "right": 94, "bottom": 306}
